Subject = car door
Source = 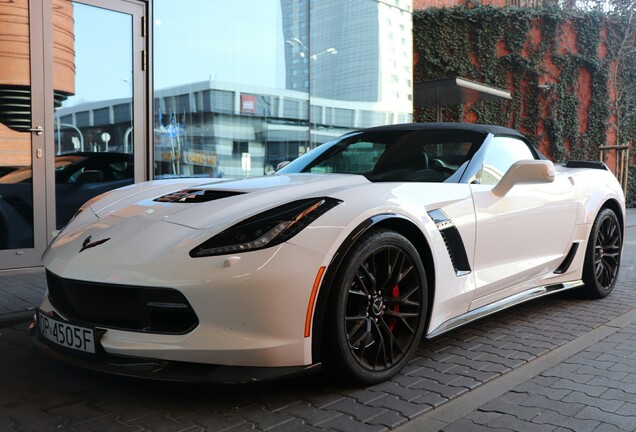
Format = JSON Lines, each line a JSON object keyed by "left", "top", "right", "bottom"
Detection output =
{"left": 468, "top": 136, "right": 578, "bottom": 309}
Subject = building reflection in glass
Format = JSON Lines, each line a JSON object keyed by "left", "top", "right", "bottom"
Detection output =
{"left": 55, "top": 0, "right": 413, "bottom": 179}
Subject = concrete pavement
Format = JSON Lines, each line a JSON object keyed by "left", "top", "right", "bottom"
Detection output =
{"left": 0, "top": 209, "right": 634, "bottom": 431}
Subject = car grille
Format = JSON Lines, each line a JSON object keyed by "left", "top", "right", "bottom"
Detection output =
{"left": 46, "top": 271, "right": 199, "bottom": 334}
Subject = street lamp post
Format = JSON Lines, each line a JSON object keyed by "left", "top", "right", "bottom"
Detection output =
{"left": 285, "top": 39, "right": 338, "bottom": 150}
{"left": 311, "top": 47, "right": 338, "bottom": 60}
{"left": 285, "top": 38, "right": 338, "bottom": 61}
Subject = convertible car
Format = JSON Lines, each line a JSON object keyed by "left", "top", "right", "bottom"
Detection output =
{"left": 31, "top": 123, "right": 625, "bottom": 384}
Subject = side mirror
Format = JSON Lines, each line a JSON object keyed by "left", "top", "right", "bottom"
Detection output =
{"left": 276, "top": 161, "right": 290, "bottom": 171}
{"left": 492, "top": 160, "right": 555, "bottom": 197}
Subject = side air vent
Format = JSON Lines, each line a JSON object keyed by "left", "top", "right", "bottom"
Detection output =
{"left": 428, "top": 209, "right": 471, "bottom": 276}
{"left": 154, "top": 189, "right": 245, "bottom": 203}
{"left": 554, "top": 242, "right": 580, "bottom": 274}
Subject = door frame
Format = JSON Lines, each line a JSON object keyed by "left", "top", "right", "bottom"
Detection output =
{"left": 0, "top": 0, "right": 47, "bottom": 269}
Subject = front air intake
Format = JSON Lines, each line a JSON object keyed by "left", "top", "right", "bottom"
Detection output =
{"left": 46, "top": 271, "right": 198, "bottom": 334}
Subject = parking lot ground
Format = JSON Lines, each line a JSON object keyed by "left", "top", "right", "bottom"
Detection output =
{"left": 1, "top": 209, "right": 635, "bottom": 431}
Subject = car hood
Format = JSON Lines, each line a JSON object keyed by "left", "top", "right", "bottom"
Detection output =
{"left": 92, "top": 174, "right": 370, "bottom": 230}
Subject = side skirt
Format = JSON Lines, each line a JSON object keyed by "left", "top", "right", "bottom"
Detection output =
{"left": 426, "top": 280, "right": 584, "bottom": 339}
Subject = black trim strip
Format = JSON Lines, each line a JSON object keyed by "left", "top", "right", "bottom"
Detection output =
{"left": 563, "top": 161, "right": 608, "bottom": 170}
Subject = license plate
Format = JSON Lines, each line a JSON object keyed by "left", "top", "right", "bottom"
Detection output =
{"left": 37, "top": 310, "right": 96, "bottom": 354}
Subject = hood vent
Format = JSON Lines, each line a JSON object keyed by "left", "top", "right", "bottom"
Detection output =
{"left": 154, "top": 189, "right": 245, "bottom": 203}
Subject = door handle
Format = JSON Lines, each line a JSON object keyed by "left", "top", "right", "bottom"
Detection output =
{"left": 28, "top": 126, "right": 44, "bottom": 136}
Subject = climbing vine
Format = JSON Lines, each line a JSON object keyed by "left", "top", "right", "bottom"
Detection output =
{"left": 414, "top": 3, "right": 636, "bottom": 206}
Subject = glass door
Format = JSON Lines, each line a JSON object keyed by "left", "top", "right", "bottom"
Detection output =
{"left": 52, "top": 0, "right": 146, "bottom": 230}
{"left": 0, "top": 0, "right": 146, "bottom": 270}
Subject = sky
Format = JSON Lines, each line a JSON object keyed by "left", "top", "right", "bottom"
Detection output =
{"left": 153, "top": 0, "right": 286, "bottom": 90}
{"left": 63, "top": 3, "right": 132, "bottom": 107}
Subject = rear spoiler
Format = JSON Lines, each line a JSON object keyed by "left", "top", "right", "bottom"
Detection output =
{"left": 562, "top": 161, "right": 608, "bottom": 170}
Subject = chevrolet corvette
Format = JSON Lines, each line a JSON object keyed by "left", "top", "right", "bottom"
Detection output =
{"left": 31, "top": 123, "right": 625, "bottom": 384}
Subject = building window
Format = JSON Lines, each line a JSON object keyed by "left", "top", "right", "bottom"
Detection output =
{"left": 233, "top": 141, "right": 248, "bottom": 156}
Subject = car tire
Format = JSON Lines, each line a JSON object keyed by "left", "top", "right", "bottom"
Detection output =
{"left": 581, "top": 208, "right": 622, "bottom": 299}
{"left": 325, "top": 228, "right": 428, "bottom": 384}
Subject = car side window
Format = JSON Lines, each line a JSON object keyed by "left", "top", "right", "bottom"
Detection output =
{"left": 479, "top": 137, "right": 536, "bottom": 185}
{"left": 309, "top": 141, "right": 385, "bottom": 174}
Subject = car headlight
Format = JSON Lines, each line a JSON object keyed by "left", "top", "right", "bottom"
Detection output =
{"left": 189, "top": 197, "right": 342, "bottom": 257}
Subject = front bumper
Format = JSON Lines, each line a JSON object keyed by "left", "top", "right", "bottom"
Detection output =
{"left": 42, "top": 240, "right": 331, "bottom": 367}
{"left": 29, "top": 320, "right": 320, "bottom": 383}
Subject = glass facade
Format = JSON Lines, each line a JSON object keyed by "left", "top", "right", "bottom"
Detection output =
{"left": 152, "top": 0, "right": 413, "bottom": 179}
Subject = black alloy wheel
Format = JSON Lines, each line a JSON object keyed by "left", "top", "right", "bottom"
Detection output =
{"left": 327, "top": 229, "right": 427, "bottom": 384}
{"left": 582, "top": 208, "right": 622, "bottom": 298}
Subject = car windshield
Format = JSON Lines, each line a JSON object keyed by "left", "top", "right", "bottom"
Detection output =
{"left": 278, "top": 129, "right": 487, "bottom": 183}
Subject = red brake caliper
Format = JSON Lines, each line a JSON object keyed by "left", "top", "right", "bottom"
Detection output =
{"left": 389, "top": 284, "right": 400, "bottom": 331}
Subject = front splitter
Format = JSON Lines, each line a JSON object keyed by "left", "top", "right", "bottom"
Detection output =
{"left": 29, "top": 321, "right": 320, "bottom": 384}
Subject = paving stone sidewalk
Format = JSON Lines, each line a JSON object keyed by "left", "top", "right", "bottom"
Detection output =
{"left": 397, "top": 304, "right": 636, "bottom": 432}
{"left": 0, "top": 267, "right": 44, "bottom": 324}
{"left": 443, "top": 320, "right": 636, "bottom": 432}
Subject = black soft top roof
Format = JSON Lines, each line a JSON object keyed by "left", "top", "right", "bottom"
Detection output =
{"left": 356, "top": 122, "right": 526, "bottom": 140}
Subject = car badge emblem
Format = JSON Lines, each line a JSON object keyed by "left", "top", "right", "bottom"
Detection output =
{"left": 372, "top": 298, "right": 384, "bottom": 316}
{"left": 79, "top": 236, "right": 110, "bottom": 253}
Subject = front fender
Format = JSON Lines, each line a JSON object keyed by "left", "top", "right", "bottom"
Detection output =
{"left": 309, "top": 213, "right": 426, "bottom": 364}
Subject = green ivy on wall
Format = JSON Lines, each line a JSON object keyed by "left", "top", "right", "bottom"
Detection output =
{"left": 414, "top": 3, "right": 636, "bottom": 206}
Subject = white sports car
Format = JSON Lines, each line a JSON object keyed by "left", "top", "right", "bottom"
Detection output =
{"left": 31, "top": 123, "right": 625, "bottom": 384}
